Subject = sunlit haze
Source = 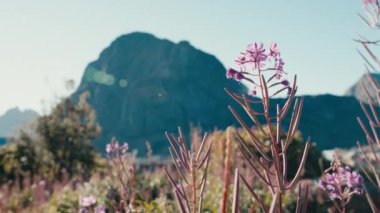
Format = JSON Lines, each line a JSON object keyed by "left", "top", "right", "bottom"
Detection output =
{"left": 0, "top": 0, "right": 369, "bottom": 115}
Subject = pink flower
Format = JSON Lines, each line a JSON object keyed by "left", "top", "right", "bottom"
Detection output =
{"left": 226, "top": 68, "right": 238, "bottom": 79}
{"left": 319, "top": 166, "right": 363, "bottom": 200}
{"left": 233, "top": 72, "right": 245, "bottom": 81}
{"left": 226, "top": 68, "right": 245, "bottom": 82}
{"left": 246, "top": 42, "right": 267, "bottom": 69}
{"left": 79, "top": 196, "right": 96, "bottom": 207}
{"left": 79, "top": 208, "right": 89, "bottom": 213}
{"left": 226, "top": 40, "right": 290, "bottom": 97}
{"left": 122, "top": 143, "right": 129, "bottom": 153}
{"left": 115, "top": 142, "right": 120, "bottom": 149}
{"left": 275, "top": 58, "right": 285, "bottom": 71}
{"left": 235, "top": 54, "right": 247, "bottom": 66}
{"left": 269, "top": 41, "right": 280, "bottom": 57}
{"left": 347, "top": 171, "right": 364, "bottom": 188}
{"left": 363, "top": 0, "right": 376, "bottom": 7}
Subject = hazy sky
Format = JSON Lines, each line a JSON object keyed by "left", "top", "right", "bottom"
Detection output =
{"left": 0, "top": 0, "right": 372, "bottom": 115}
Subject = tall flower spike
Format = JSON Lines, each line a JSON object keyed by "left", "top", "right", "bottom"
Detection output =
{"left": 226, "top": 41, "right": 310, "bottom": 212}
{"left": 354, "top": 73, "right": 380, "bottom": 210}
{"left": 105, "top": 138, "right": 136, "bottom": 211}
{"left": 353, "top": 2, "right": 380, "bottom": 211}
{"left": 164, "top": 127, "right": 212, "bottom": 213}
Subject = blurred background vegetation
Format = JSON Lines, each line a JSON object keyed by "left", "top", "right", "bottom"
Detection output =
{"left": 0, "top": 91, "right": 346, "bottom": 212}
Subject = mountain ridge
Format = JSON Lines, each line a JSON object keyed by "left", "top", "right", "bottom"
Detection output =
{"left": 0, "top": 107, "right": 39, "bottom": 138}
{"left": 345, "top": 73, "right": 380, "bottom": 103}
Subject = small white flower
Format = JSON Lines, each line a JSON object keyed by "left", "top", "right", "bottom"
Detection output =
{"left": 79, "top": 196, "right": 96, "bottom": 207}
{"left": 106, "top": 144, "right": 112, "bottom": 153}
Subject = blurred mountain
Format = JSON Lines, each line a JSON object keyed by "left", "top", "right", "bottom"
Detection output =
{"left": 345, "top": 73, "right": 380, "bottom": 103}
{"left": 72, "top": 32, "right": 245, "bottom": 154}
{"left": 0, "top": 108, "right": 39, "bottom": 137}
{"left": 72, "top": 32, "right": 368, "bottom": 153}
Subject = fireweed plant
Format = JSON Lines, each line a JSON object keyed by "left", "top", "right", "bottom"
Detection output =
{"left": 354, "top": 74, "right": 380, "bottom": 212}
{"left": 164, "top": 127, "right": 212, "bottom": 213}
{"left": 353, "top": 69, "right": 380, "bottom": 212}
{"left": 106, "top": 139, "right": 136, "bottom": 212}
{"left": 225, "top": 42, "right": 310, "bottom": 212}
{"left": 319, "top": 154, "right": 364, "bottom": 213}
{"left": 354, "top": 0, "right": 380, "bottom": 212}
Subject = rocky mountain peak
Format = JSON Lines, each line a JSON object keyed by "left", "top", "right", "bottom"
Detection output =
{"left": 73, "top": 32, "right": 245, "bottom": 154}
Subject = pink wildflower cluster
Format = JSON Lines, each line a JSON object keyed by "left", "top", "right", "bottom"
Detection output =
{"left": 105, "top": 138, "right": 134, "bottom": 174}
{"left": 106, "top": 139, "right": 129, "bottom": 154}
{"left": 226, "top": 41, "right": 291, "bottom": 96}
{"left": 79, "top": 196, "right": 106, "bottom": 213}
{"left": 105, "top": 138, "right": 136, "bottom": 211}
{"left": 319, "top": 166, "right": 364, "bottom": 200}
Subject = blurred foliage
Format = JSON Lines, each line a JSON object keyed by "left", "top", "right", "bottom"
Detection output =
{"left": 43, "top": 169, "right": 176, "bottom": 213}
{"left": 200, "top": 127, "right": 308, "bottom": 212}
{"left": 37, "top": 92, "right": 102, "bottom": 180}
{"left": 0, "top": 92, "right": 106, "bottom": 211}
{"left": 0, "top": 132, "right": 55, "bottom": 188}
{"left": 0, "top": 109, "right": 349, "bottom": 212}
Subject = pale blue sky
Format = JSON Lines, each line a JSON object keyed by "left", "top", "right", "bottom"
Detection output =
{"left": 0, "top": 0, "right": 372, "bottom": 115}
